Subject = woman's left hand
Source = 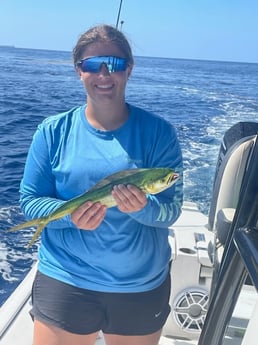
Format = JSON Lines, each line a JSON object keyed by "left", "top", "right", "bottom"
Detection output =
{"left": 112, "top": 184, "right": 147, "bottom": 213}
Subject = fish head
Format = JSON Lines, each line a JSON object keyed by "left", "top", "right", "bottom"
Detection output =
{"left": 143, "top": 168, "right": 179, "bottom": 194}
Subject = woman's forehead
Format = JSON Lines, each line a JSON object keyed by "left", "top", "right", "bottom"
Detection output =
{"left": 82, "top": 42, "right": 125, "bottom": 59}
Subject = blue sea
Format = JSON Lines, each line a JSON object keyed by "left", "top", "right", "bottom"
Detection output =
{"left": 0, "top": 47, "right": 258, "bottom": 306}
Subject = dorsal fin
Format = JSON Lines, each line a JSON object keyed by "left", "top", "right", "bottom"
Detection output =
{"left": 88, "top": 169, "right": 147, "bottom": 191}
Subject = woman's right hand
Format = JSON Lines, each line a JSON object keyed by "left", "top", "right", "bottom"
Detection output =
{"left": 71, "top": 201, "right": 107, "bottom": 230}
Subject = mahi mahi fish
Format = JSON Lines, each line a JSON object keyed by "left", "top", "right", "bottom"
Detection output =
{"left": 9, "top": 168, "right": 179, "bottom": 248}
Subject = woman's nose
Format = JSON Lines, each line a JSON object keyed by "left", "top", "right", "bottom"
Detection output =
{"left": 99, "top": 63, "right": 111, "bottom": 75}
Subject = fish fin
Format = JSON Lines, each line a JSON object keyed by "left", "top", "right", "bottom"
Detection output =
{"left": 8, "top": 217, "right": 48, "bottom": 249}
{"left": 8, "top": 218, "right": 45, "bottom": 232}
{"left": 89, "top": 169, "right": 147, "bottom": 191}
{"left": 26, "top": 220, "right": 47, "bottom": 249}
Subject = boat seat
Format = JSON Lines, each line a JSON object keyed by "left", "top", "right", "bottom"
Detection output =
{"left": 216, "top": 208, "right": 235, "bottom": 245}
{"left": 212, "top": 136, "right": 254, "bottom": 247}
{"left": 208, "top": 122, "right": 258, "bottom": 246}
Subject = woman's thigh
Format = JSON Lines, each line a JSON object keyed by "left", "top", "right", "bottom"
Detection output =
{"left": 104, "top": 330, "right": 162, "bottom": 345}
{"left": 33, "top": 320, "right": 99, "bottom": 345}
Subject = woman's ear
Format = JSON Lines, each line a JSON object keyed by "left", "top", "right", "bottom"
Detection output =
{"left": 127, "top": 64, "right": 133, "bottom": 79}
{"left": 75, "top": 66, "right": 82, "bottom": 80}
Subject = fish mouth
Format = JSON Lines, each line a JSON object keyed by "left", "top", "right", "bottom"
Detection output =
{"left": 167, "top": 173, "right": 179, "bottom": 185}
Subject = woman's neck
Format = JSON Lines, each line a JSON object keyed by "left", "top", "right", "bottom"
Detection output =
{"left": 85, "top": 102, "right": 129, "bottom": 131}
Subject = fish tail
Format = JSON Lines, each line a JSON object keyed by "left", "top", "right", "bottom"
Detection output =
{"left": 8, "top": 217, "right": 46, "bottom": 232}
{"left": 26, "top": 221, "right": 47, "bottom": 248}
{"left": 8, "top": 217, "right": 49, "bottom": 249}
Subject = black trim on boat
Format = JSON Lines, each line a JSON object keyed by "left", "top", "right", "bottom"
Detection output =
{"left": 235, "top": 228, "right": 258, "bottom": 290}
{"left": 198, "top": 127, "right": 258, "bottom": 345}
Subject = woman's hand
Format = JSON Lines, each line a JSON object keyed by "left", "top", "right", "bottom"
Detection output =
{"left": 71, "top": 185, "right": 147, "bottom": 230}
{"left": 71, "top": 201, "right": 107, "bottom": 230}
{"left": 112, "top": 184, "right": 147, "bottom": 213}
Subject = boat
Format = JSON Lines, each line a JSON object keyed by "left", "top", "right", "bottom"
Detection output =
{"left": 0, "top": 121, "right": 257, "bottom": 345}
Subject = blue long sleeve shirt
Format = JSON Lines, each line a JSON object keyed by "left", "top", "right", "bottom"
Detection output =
{"left": 20, "top": 104, "right": 183, "bottom": 292}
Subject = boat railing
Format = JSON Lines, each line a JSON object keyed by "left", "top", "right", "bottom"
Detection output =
{"left": 0, "top": 264, "right": 37, "bottom": 339}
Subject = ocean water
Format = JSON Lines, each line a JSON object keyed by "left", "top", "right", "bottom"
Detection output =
{"left": 0, "top": 47, "right": 258, "bottom": 305}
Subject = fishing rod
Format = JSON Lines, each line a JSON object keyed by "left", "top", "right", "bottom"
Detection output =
{"left": 115, "top": 0, "right": 123, "bottom": 29}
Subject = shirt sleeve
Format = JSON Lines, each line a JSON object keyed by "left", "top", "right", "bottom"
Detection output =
{"left": 128, "top": 121, "right": 183, "bottom": 228}
{"left": 19, "top": 124, "right": 76, "bottom": 230}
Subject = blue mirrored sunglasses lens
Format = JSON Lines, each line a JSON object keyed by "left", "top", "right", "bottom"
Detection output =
{"left": 79, "top": 56, "right": 127, "bottom": 73}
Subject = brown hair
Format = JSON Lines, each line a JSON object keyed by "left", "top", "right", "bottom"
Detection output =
{"left": 73, "top": 25, "right": 134, "bottom": 67}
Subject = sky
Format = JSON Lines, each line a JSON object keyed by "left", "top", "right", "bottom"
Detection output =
{"left": 0, "top": 0, "right": 258, "bottom": 63}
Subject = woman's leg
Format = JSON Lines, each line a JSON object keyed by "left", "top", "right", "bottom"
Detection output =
{"left": 33, "top": 319, "right": 99, "bottom": 345}
{"left": 104, "top": 329, "right": 162, "bottom": 345}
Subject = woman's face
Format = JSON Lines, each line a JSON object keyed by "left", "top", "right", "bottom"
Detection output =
{"left": 77, "top": 42, "right": 133, "bottom": 107}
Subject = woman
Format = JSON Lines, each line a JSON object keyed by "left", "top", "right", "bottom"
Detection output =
{"left": 21, "top": 25, "right": 183, "bottom": 345}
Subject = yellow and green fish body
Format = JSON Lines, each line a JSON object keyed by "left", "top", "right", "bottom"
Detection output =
{"left": 9, "top": 168, "right": 179, "bottom": 248}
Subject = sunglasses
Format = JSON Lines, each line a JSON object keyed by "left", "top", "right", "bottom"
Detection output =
{"left": 77, "top": 56, "right": 129, "bottom": 73}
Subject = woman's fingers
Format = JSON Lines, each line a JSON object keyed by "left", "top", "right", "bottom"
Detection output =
{"left": 71, "top": 201, "right": 107, "bottom": 230}
{"left": 71, "top": 184, "right": 147, "bottom": 229}
{"left": 112, "top": 184, "right": 147, "bottom": 212}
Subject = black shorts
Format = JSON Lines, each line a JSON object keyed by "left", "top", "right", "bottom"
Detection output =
{"left": 30, "top": 270, "right": 171, "bottom": 335}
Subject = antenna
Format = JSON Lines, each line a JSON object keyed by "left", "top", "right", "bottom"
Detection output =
{"left": 116, "top": 0, "right": 123, "bottom": 29}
